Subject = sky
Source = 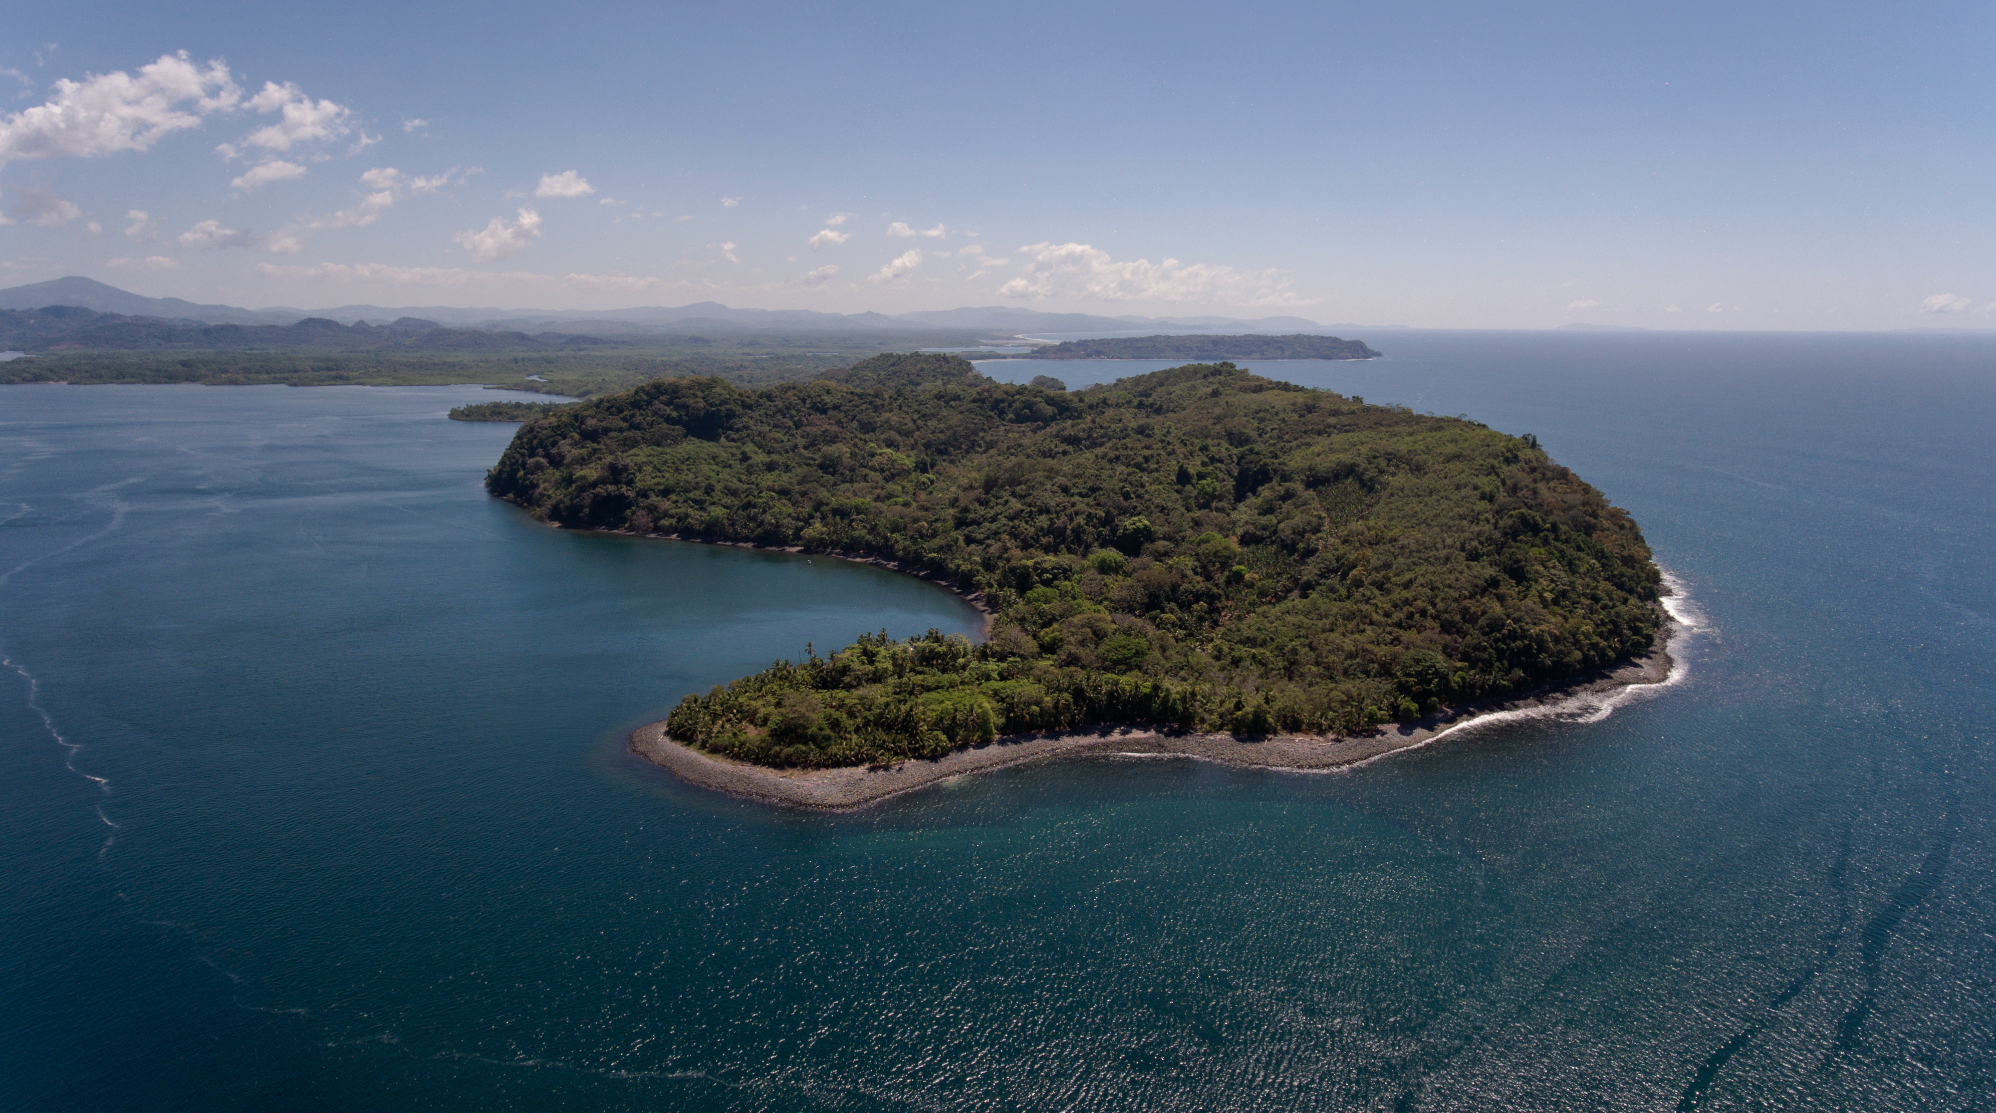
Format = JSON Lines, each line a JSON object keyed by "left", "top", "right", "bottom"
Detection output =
{"left": 0, "top": 0, "right": 1990, "bottom": 328}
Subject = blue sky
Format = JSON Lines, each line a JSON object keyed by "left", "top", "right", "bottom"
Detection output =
{"left": 1, "top": 0, "right": 1989, "bottom": 327}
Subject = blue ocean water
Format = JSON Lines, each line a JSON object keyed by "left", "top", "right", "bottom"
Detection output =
{"left": 2, "top": 333, "right": 1993, "bottom": 1110}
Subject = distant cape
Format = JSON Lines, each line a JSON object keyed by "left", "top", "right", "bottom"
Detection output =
{"left": 1020, "top": 334, "right": 1381, "bottom": 361}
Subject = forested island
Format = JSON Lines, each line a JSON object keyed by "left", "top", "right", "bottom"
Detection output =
{"left": 1022, "top": 334, "right": 1381, "bottom": 361}
{"left": 488, "top": 354, "right": 1663, "bottom": 776}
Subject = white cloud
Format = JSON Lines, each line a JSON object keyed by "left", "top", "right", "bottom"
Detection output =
{"left": 1921, "top": 293, "right": 1972, "bottom": 314}
{"left": 1706, "top": 304, "right": 1724, "bottom": 313}
{"left": 108, "top": 254, "right": 179, "bottom": 270}
{"left": 887, "top": 221, "right": 946, "bottom": 239}
{"left": 311, "top": 166, "right": 458, "bottom": 229}
{"left": 85, "top": 220, "right": 101, "bottom": 233}
{"left": 178, "top": 218, "right": 262, "bottom": 250}
{"left": 869, "top": 248, "right": 923, "bottom": 284}
{"left": 0, "top": 52, "right": 239, "bottom": 166}
{"left": 823, "top": 212, "right": 851, "bottom": 226}
{"left": 720, "top": 195, "right": 741, "bottom": 207}
{"left": 5, "top": 184, "right": 83, "bottom": 226}
{"left": 719, "top": 240, "right": 740, "bottom": 263}
{"left": 677, "top": 214, "right": 693, "bottom": 222}
{"left": 1666, "top": 303, "right": 1682, "bottom": 313}
{"left": 231, "top": 80, "right": 351, "bottom": 153}
{"left": 401, "top": 118, "right": 428, "bottom": 133}
{"left": 346, "top": 130, "right": 380, "bottom": 156}
{"left": 535, "top": 170, "right": 594, "bottom": 198}
{"left": 230, "top": 157, "right": 307, "bottom": 189}
{"left": 453, "top": 207, "right": 541, "bottom": 259}
{"left": 804, "top": 264, "right": 839, "bottom": 286}
{"left": 1566, "top": 298, "right": 1599, "bottom": 310}
{"left": 124, "top": 209, "right": 154, "bottom": 239}
{"left": 998, "top": 242, "right": 1304, "bottom": 306}
{"left": 808, "top": 227, "right": 850, "bottom": 248}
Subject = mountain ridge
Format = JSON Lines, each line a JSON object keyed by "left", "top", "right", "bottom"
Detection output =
{"left": 0, "top": 277, "right": 1331, "bottom": 335}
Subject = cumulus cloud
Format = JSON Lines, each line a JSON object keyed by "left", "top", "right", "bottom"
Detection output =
{"left": 887, "top": 221, "right": 946, "bottom": 239}
{"left": 869, "top": 248, "right": 923, "bottom": 284}
{"left": 1566, "top": 298, "right": 1599, "bottom": 310}
{"left": 401, "top": 118, "right": 428, "bottom": 133}
{"left": 719, "top": 240, "right": 740, "bottom": 263}
{"left": 5, "top": 183, "right": 82, "bottom": 226}
{"left": 108, "top": 254, "right": 179, "bottom": 270}
{"left": 454, "top": 207, "right": 540, "bottom": 259}
{"left": 535, "top": 170, "right": 593, "bottom": 198}
{"left": 85, "top": 220, "right": 101, "bottom": 234}
{"left": 226, "top": 80, "right": 351, "bottom": 154}
{"left": 808, "top": 227, "right": 850, "bottom": 248}
{"left": 230, "top": 157, "right": 306, "bottom": 189}
{"left": 1921, "top": 293, "right": 1972, "bottom": 314}
{"left": 823, "top": 212, "right": 851, "bottom": 226}
{"left": 0, "top": 52, "right": 238, "bottom": 166}
{"left": 720, "top": 195, "right": 740, "bottom": 207}
{"left": 178, "top": 218, "right": 264, "bottom": 250}
{"left": 998, "top": 242, "right": 1303, "bottom": 306}
{"left": 804, "top": 263, "right": 838, "bottom": 286}
{"left": 124, "top": 209, "right": 154, "bottom": 239}
{"left": 311, "top": 165, "right": 459, "bottom": 229}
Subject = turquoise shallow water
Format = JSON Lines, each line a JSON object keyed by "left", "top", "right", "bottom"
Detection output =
{"left": 3, "top": 333, "right": 1994, "bottom": 1110}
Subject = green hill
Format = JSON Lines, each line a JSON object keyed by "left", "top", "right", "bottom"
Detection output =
{"left": 486, "top": 354, "right": 1661, "bottom": 767}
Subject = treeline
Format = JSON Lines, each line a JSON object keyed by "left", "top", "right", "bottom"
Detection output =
{"left": 1023, "top": 333, "right": 1382, "bottom": 361}
{"left": 489, "top": 354, "right": 1662, "bottom": 767}
{"left": 0, "top": 305, "right": 613, "bottom": 353}
{"left": 0, "top": 349, "right": 857, "bottom": 397}
{"left": 449, "top": 400, "right": 579, "bottom": 421}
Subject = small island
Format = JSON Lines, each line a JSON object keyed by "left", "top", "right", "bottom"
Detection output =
{"left": 1021, "top": 333, "right": 1381, "bottom": 361}
{"left": 486, "top": 353, "right": 1667, "bottom": 805}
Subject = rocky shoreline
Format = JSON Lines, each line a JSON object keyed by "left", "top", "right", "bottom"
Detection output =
{"left": 630, "top": 617, "right": 1683, "bottom": 810}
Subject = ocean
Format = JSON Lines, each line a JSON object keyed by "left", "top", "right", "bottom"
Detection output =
{"left": 2, "top": 330, "right": 1991, "bottom": 1110}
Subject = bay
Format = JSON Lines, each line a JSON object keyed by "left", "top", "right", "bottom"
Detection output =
{"left": 2, "top": 330, "right": 1993, "bottom": 1110}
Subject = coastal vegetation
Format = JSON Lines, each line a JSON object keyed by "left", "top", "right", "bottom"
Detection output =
{"left": 0, "top": 304, "right": 1003, "bottom": 398}
{"left": 1022, "top": 333, "right": 1381, "bottom": 361}
{"left": 488, "top": 354, "right": 1662, "bottom": 768}
{"left": 449, "top": 400, "right": 579, "bottom": 421}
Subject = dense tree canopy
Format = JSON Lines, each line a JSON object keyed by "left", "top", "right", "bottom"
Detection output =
{"left": 488, "top": 354, "right": 1661, "bottom": 767}
{"left": 1022, "top": 333, "right": 1381, "bottom": 360}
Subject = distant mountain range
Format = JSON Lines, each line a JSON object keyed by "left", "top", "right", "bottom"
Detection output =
{"left": 0, "top": 277, "right": 1339, "bottom": 335}
{"left": 0, "top": 304, "right": 613, "bottom": 354}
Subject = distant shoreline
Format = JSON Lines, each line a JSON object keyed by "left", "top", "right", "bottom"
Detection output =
{"left": 630, "top": 610, "right": 1684, "bottom": 810}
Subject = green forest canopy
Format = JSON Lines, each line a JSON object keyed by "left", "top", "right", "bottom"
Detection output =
{"left": 1022, "top": 333, "right": 1381, "bottom": 361}
{"left": 487, "top": 354, "right": 1661, "bottom": 768}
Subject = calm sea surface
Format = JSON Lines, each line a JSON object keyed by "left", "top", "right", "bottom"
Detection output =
{"left": 3, "top": 332, "right": 1993, "bottom": 1111}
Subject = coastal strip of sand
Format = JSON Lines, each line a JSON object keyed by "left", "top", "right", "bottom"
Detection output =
{"left": 630, "top": 619, "right": 1683, "bottom": 811}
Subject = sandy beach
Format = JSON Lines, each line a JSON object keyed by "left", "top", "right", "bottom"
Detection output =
{"left": 631, "top": 615, "right": 1684, "bottom": 810}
